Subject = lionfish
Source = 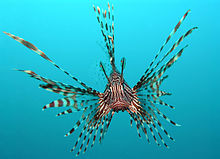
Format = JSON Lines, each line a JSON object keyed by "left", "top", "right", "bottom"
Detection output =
{"left": 4, "top": 2, "right": 197, "bottom": 157}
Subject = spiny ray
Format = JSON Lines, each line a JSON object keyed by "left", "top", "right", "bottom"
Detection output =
{"left": 141, "top": 114, "right": 162, "bottom": 146}
{"left": 16, "top": 69, "right": 56, "bottom": 85}
{"left": 142, "top": 105, "right": 175, "bottom": 142}
{"left": 151, "top": 121, "right": 169, "bottom": 148}
{"left": 42, "top": 96, "right": 98, "bottom": 111}
{"left": 130, "top": 113, "right": 142, "bottom": 138}
{"left": 140, "top": 44, "right": 188, "bottom": 92}
{"left": 40, "top": 84, "right": 76, "bottom": 96}
{"left": 146, "top": 101, "right": 180, "bottom": 127}
{"left": 71, "top": 118, "right": 96, "bottom": 153}
{"left": 93, "top": 3, "right": 115, "bottom": 70}
{"left": 100, "top": 62, "right": 111, "bottom": 85}
{"left": 39, "top": 83, "right": 92, "bottom": 96}
{"left": 130, "top": 116, "right": 133, "bottom": 127}
{"left": 135, "top": 112, "right": 150, "bottom": 143}
{"left": 137, "top": 75, "right": 169, "bottom": 93}
{"left": 56, "top": 108, "right": 73, "bottom": 116}
{"left": 141, "top": 27, "right": 198, "bottom": 84}
{"left": 102, "top": 111, "right": 114, "bottom": 138}
{"left": 139, "top": 107, "right": 174, "bottom": 146}
{"left": 136, "top": 10, "right": 191, "bottom": 89}
{"left": 146, "top": 120, "right": 161, "bottom": 146}
{"left": 83, "top": 121, "right": 100, "bottom": 154}
{"left": 71, "top": 111, "right": 101, "bottom": 154}
{"left": 150, "top": 94, "right": 175, "bottom": 109}
{"left": 16, "top": 69, "right": 98, "bottom": 96}
{"left": 91, "top": 119, "right": 102, "bottom": 148}
{"left": 43, "top": 96, "right": 77, "bottom": 110}
{"left": 139, "top": 94, "right": 175, "bottom": 109}
{"left": 138, "top": 102, "right": 177, "bottom": 144}
{"left": 71, "top": 126, "right": 87, "bottom": 152}
{"left": 120, "top": 57, "right": 126, "bottom": 83}
{"left": 99, "top": 116, "right": 106, "bottom": 143}
{"left": 65, "top": 105, "right": 98, "bottom": 137}
{"left": 138, "top": 92, "right": 174, "bottom": 110}
{"left": 152, "top": 115, "right": 175, "bottom": 141}
{"left": 76, "top": 120, "right": 98, "bottom": 156}
{"left": 4, "top": 32, "right": 98, "bottom": 95}
{"left": 146, "top": 45, "right": 189, "bottom": 86}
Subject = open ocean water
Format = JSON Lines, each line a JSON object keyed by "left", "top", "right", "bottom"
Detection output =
{"left": 0, "top": 0, "right": 219, "bottom": 159}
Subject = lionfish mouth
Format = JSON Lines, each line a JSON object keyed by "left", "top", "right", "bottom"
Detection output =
{"left": 111, "top": 100, "right": 129, "bottom": 112}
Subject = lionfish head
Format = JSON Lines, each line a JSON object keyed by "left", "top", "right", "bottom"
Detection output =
{"left": 99, "top": 69, "right": 139, "bottom": 114}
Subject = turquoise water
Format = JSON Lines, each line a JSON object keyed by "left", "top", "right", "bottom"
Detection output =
{"left": 0, "top": 0, "right": 219, "bottom": 159}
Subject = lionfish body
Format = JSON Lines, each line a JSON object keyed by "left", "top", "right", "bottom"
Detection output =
{"left": 5, "top": 2, "right": 197, "bottom": 156}
{"left": 100, "top": 71, "right": 136, "bottom": 113}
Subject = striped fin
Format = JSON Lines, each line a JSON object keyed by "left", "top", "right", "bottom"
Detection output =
{"left": 149, "top": 45, "right": 189, "bottom": 84}
{"left": 130, "top": 116, "right": 133, "bottom": 127}
{"left": 39, "top": 83, "right": 93, "bottom": 95}
{"left": 16, "top": 69, "right": 56, "bottom": 85}
{"left": 148, "top": 94, "right": 175, "bottom": 109}
{"left": 39, "top": 84, "right": 77, "bottom": 96}
{"left": 142, "top": 104, "right": 170, "bottom": 146}
{"left": 138, "top": 115, "right": 150, "bottom": 143}
{"left": 147, "top": 101, "right": 180, "bottom": 127}
{"left": 139, "top": 121, "right": 150, "bottom": 143}
{"left": 65, "top": 104, "right": 98, "bottom": 137}
{"left": 71, "top": 112, "right": 98, "bottom": 153}
{"left": 56, "top": 108, "right": 73, "bottom": 117}
{"left": 91, "top": 119, "right": 102, "bottom": 148}
{"left": 137, "top": 91, "right": 170, "bottom": 98}
{"left": 131, "top": 113, "right": 142, "bottom": 138}
{"left": 141, "top": 106, "right": 175, "bottom": 143}
{"left": 138, "top": 95, "right": 174, "bottom": 110}
{"left": 153, "top": 116, "right": 175, "bottom": 141}
{"left": 133, "top": 112, "right": 151, "bottom": 142}
{"left": 76, "top": 121, "right": 98, "bottom": 156}
{"left": 16, "top": 69, "right": 96, "bottom": 96}
{"left": 146, "top": 120, "right": 161, "bottom": 146}
{"left": 155, "top": 109, "right": 181, "bottom": 126}
{"left": 71, "top": 126, "right": 87, "bottom": 152}
{"left": 151, "top": 122, "right": 169, "bottom": 148}
{"left": 93, "top": 3, "right": 115, "bottom": 70}
{"left": 142, "top": 114, "right": 161, "bottom": 146}
{"left": 83, "top": 121, "right": 99, "bottom": 154}
{"left": 142, "top": 27, "right": 198, "bottom": 85}
{"left": 143, "top": 106, "right": 175, "bottom": 141}
{"left": 136, "top": 75, "right": 169, "bottom": 94}
{"left": 42, "top": 96, "right": 79, "bottom": 110}
{"left": 149, "top": 75, "right": 169, "bottom": 92}
{"left": 157, "top": 75, "right": 169, "bottom": 86}
{"left": 43, "top": 95, "right": 98, "bottom": 111}
{"left": 134, "top": 10, "right": 191, "bottom": 90}
{"left": 99, "top": 116, "right": 106, "bottom": 143}
{"left": 139, "top": 44, "right": 188, "bottom": 92}
{"left": 4, "top": 32, "right": 99, "bottom": 95}
{"left": 102, "top": 111, "right": 114, "bottom": 140}
{"left": 76, "top": 130, "right": 89, "bottom": 156}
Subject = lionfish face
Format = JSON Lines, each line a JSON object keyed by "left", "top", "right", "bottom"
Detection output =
{"left": 99, "top": 71, "right": 139, "bottom": 114}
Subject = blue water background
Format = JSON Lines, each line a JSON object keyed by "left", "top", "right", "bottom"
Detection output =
{"left": 0, "top": 0, "right": 219, "bottom": 159}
